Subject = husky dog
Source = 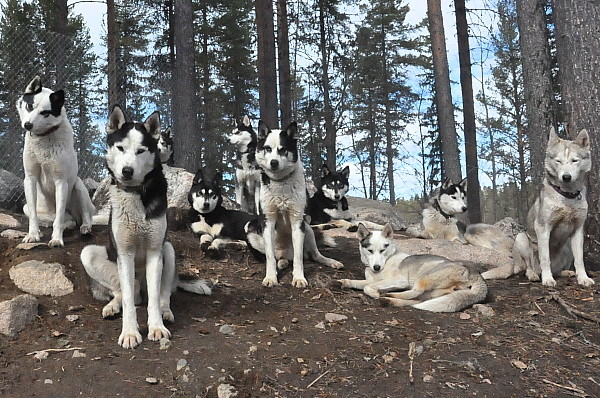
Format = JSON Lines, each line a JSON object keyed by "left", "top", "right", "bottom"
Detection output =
{"left": 81, "top": 105, "right": 210, "bottom": 349}
{"left": 157, "top": 126, "right": 174, "bottom": 166}
{"left": 228, "top": 115, "right": 261, "bottom": 214}
{"left": 188, "top": 169, "right": 258, "bottom": 256}
{"left": 337, "top": 224, "right": 487, "bottom": 312}
{"left": 16, "top": 76, "right": 95, "bottom": 247}
{"left": 513, "top": 128, "right": 594, "bottom": 287}
{"left": 306, "top": 164, "right": 352, "bottom": 225}
{"left": 256, "top": 120, "right": 343, "bottom": 287}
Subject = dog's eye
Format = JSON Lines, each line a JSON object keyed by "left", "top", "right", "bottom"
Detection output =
{"left": 277, "top": 148, "right": 287, "bottom": 156}
{"left": 572, "top": 159, "right": 579, "bottom": 163}
{"left": 26, "top": 104, "right": 33, "bottom": 112}
{"left": 554, "top": 158, "right": 562, "bottom": 164}
{"left": 136, "top": 149, "right": 146, "bottom": 155}
{"left": 40, "top": 110, "right": 51, "bottom": 117}
{"left": 264, "top": 146, "right": 272, "bottom": 153}
{"left": 116, "top": 146, "right": 124, "bottom": 152}
{"left": 367, "top": 249, "right": 373, "bottom": 254}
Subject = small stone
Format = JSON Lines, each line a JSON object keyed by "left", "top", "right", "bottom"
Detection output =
{"left": 325, "top": 313, "right": 348, "bottom": 323}
{"left": 0, "top": 214, "right": 20, "bottom": 228}
{"left": 159, "top": 338, "right": 172, "bottom": 350}
{"left": 44, "top": 379, "right": 53, "bottom": 385}
{"left": 0, "top": 229, "right": 26, "bottom": 239}
{"left": 68, "top": 305, "right": 85, "bottom": 312}
{"left": 217, "top": 383, "right": 238, "bottom": 398}
{"left": 473, "top": 304, "right": 495, "bottom": 317}
{"left": 176, "top": 358, "right": 188, "bottom": 371}
{"left": 72, "top": 350, "right": 87, "bottom": 358}
{"left": 219, "top": 325, "right": 235, "bottom": 335}
{"left": 423, "top": 374, "right": 434, "bottom": 382}
{"left": 459, "top": 313, "right": 471, "bottom": 320}
{"left": 183, "top": 350, "right": 189, "bottom": 355}
{"left": 146, "top": 377, "right": 158, "bottom": 384}
{"left": 34, "top": 351, "right": 49, "bottom": 361}
{"left": 66, "top": 315, "right": 79, "bottom": 322}
{"left": 314, "top": 321, "right": 326, "bottom": 330}
{"left": 291, "top": 318, "right": 298, "bottom": 323}
{"left": 15, "top": 243, "right": 49, "bottom": 250}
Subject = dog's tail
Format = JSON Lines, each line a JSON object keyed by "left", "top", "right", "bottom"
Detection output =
{"left": 312, "top": 227, "right": 337, "bottom": 248}
{"left": 177, "top": 278, "right": 212, "bottom": 295}
{"left": 412, "top": 275, "right": 488, "bottom": 313}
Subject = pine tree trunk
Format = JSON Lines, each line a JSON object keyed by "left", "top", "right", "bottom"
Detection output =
{"left": 455, "top": 0, "right": 481, "bottom": 223}
{"left": 277, "top": 0, "right": 292, "bottom": 127}
{"left": 255, "top": 0, "right": 278, "bottom": 127}
{"left": 319, "top": 0, "right": 336, "bottom": 170}
{"left": 427, "top": 0, "right": 462, "bottom": 182}
{"left": 107, "top": 0, "right": 119, "bottom": 108}
{"left": 173, "top": 0, "right": 199, "bottom": 171}
{"left": 515, "top": 0, "right": 555, "bottom": 186}
{"left": 553, "top": 0, "right": 600, "bottom": 256}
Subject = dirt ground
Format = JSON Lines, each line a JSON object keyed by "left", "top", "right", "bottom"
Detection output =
{"left": 1, "top": 215, "right": 600, "bottom": 398}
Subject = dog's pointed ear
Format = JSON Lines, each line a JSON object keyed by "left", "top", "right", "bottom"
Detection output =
{"left": 257, "top": 120, "right": 270, "bottom": 140}
{"left": 341, "top": 165, "right": 350, "bottom": 179}
{"left": 548, "top": 126, "right": 560, "bottom": 146}
{"left": 49, "top": 89, "right": 65, "bottom": 110}
{"left": 164, "top": 126, "right": 172, "bottom": 138}
{"left": 574, "top": 129, "right": 590, "bottom": 149}
{"left": 459, "top": 177, "right": 467, "bottom": 192}
{"left": 212, "top": 172, "right": 222, "bottom": 187}
{"left": 357, "top": 223, "right": 370, "bottom": 240}
{"left": 106, "top": 105, "right": 127, "bottom": 134}
{"left": 382, "top": 223, "right": 394, "bottom": 239}
{"left": 25, "top": 75, "right": 42, "bottom": 94}
{"left": 441, "top": 177, "right": 452, "bottom": 189}
{"left": 284, "top": 121, "right": 298, "bottom": 140}
{"left": 242, "top": 115, "right": 251, "bottom": 127}
{"left": 193, "top": 169, "right": 204, "bottom": 185}
{"left": 144, "top": 111, "right": 161, "bottom": 140}
{"left": 321, "top": 164, "right": 330, "bottom": 178}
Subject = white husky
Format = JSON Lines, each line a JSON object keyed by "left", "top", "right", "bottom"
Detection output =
{"left": 337, "top": 223, "right": 487, "bottom": 312}
{"left": 81, "top": 105, "right": 210, "bottom": 349}
{"left": 513, "top": 128, "right": 594, "bottom": 287}
{"left": 16, "top": 76, "right": 95, "bottom": 247}
{"left": 228, "top": 115, "right": 261, "bottom": 214}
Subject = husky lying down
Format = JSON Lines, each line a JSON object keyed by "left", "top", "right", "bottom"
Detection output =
{"left": 337, "top": 223, "right": 487, "bottom": 312}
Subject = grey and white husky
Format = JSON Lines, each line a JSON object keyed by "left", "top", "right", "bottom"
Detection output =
{"left": 16, "top": 76, "right": 95, "bottom": 247}
{"left": 513, "top": 128, "right": 594, "bottom": 287}
{"left": 256, "top": 120, "right": 343, "bottom": 287}
{"left": 228, "top": 115, "right": 261, "bottom": 214}
{"left": 337, "top": 223, "right": 487, "bottom": 312}
{"left": 81, "top": 105, "right": 210, "bottom": 349}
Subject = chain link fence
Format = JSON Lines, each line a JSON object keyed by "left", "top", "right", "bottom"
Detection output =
{"left": 0, "top": 29, "right": 109, "bottom": 212}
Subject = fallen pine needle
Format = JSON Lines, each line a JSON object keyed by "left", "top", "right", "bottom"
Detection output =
{"left": 307, "top": 370, "right": 330, "bottom": 389}
{"left": 543, "top": 378, "right": 588, "bottom": 397}
{"left": 26, "top": 347, "right": 84, "bottom": 356}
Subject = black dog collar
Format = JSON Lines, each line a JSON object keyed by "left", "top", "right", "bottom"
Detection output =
{"left": 432, "top": 199, "right": 452, "bottom": 219}
{"left": 31, "top": 124, "right": 60, "bottom": 137}
{"left": 550, "top": 183, "right": 581, "bottom": 200}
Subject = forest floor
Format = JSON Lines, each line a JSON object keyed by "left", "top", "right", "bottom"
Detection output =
{"left": 1, "top": 214, "right": 600, "bottom": 398}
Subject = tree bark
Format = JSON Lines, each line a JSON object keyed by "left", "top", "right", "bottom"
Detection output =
{"left": 553, "top": 0, "right": 600, "bottom": 255}
{"left": 277, "top": 0, "right": 292, "bottom": 127}
{"left": 427, "top": 0, "right": 462, "bottom": 182}
{"left": 107, "top": 0, "right": 119, "bottom": 108}
{"left": 255, "top": 0, "right": 278, "bottom": 127}
{"left": 515, "top": 0, "right": 554, "bottom": 186}
{"left": 455, "top": 0, "right": 481, "bottom": 223}
{"left": 319, "top": 0, "right": 336, "bottom": 170}
{"left": 173, "top": 0, "right": 199, "bottom": 171}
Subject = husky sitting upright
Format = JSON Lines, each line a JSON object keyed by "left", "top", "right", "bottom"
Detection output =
{"left": 306, "top": 164, "right": 352, "bottom": 225}
{"left": 513, "top": 128, "right": 594, "bottom": 288}
{"left": 157, "top": 126, "right": 174, "bottom": 166}
{"left": 81, "top": 106, "right": 210, "bottom": 349}
{"left": 16, "top": 76, "right": 95, "bottom": 247}
{"left": 337, "top": 223, "right": 487, "bottom": 312}
{"left": 228, "top": 115, "right": 261, "bottom": 214}
{"left": 256, "top": 120, "right": 343, "bottom": 287}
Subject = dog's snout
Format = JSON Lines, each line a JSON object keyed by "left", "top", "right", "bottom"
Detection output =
{"left": 122, "top": 166, "right": 134, "bottom": 179}
{"left": 562, "top": 173, "right": 572, "bottom": 182}
{"left": 334, "top": 194, "right": 340, "bottom": 200}
{"left": 24, "top": 122, "right": 33, "bottom": 131}
{"left": 462, "top": 206, "right": 468, "bottom": 212}
{"left": 270, "top": 159, "right": 279, "bottom": 169}
{"left": 373, "top": 264, "right": 381, "bottom": 272}
{"left": 202, "top": 202, "right": 210, "bottom": 210}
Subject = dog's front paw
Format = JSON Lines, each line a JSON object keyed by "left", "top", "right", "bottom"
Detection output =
{"left": 577, "top": 275, "right": 595, "bottom": 287}
{"left": 205, "top": 246, "right": 221, "bottom": 259}
{"left": 162, "top": 308, "right": 175, "bottom": 323}
{"left": 541, "top": 275, "right": 557, "bottom": 287}
{"left": 262, "top": 276, "right": 279, "bottom": 287}
{"left": 292, "top": 276, "right": 308, "bottom": 288}
{"left": 80, "top": 224, "right": 92, "bottom": 235}
{"left": 526, "top": 269, "right": 540, "bottom": 282}
{"left": 48, "top": 238, "right": 64, "bottom": 248}
{"left": 102, "top": 302, "right": 121, "bottom": 318}
{"left": 23, "top": 232, "right": 42, "bottom": 243}
{"left": 148, "top": 324, "right": 171, "bottom": 341}
{"left": 200, "top": 241, "right": 211, "bottom": 252}
{"left": 118, "top": 330, "right": 143, "bottom": 349}
{"left": 329, "top": 260, "right": 344, "bottom": 270}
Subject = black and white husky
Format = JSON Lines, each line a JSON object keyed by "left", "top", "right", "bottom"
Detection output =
{"left": 157, "top": 126, "right": 174, "bottom": 166}
{"left": 228, "top": 115, "right": 261, "bottom": 214}
{"left": 16, "top": 76, "right": 95, "bottom": 247}
{"left": 81, "top": 105, "right": 210, "bottom": 349}
{"left": 256, "top": 120, "right": 343, "bottom": 287}
{"left": 306, "top": 164, "right": 352, "bottom": 225}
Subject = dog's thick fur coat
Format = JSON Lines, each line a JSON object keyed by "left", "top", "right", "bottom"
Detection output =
{"left": 228, "top": 115, "right": 261, "bottom": 214}
{"left": 16, "top": 76, "right": 95, "bottom": 247}
{"left": 338, "top": 224, "right": 487, "bottom": 312}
